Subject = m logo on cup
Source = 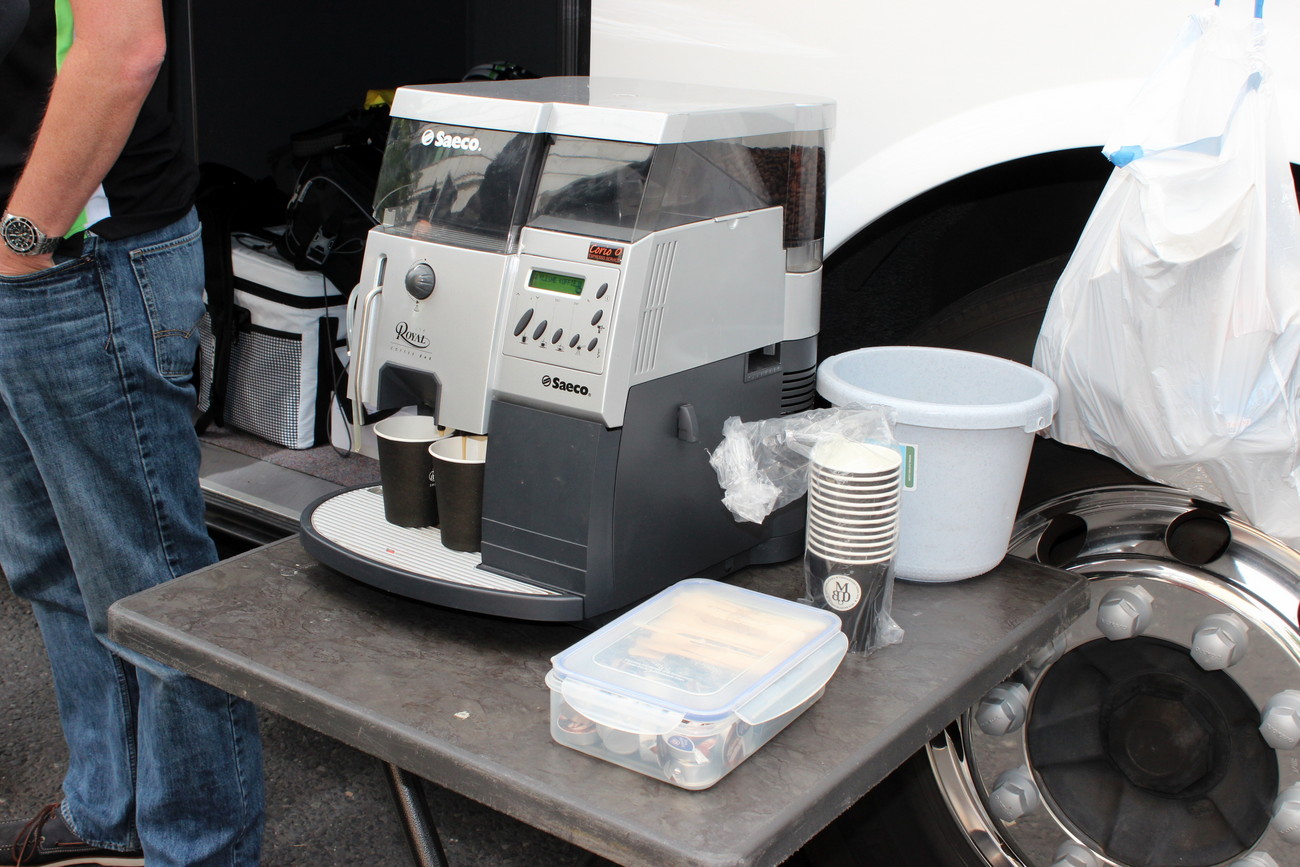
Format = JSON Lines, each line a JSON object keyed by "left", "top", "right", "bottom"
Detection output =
{"left": 824, "top": 576, "right": 862, "bottom": 611}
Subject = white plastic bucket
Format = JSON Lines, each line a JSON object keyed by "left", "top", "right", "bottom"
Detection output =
{"left": 817, "top": 346, "right": 1058, "bottom": 582}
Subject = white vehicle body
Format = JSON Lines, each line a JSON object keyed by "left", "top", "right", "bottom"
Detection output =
{"left": 592, "top": 5, "right": 1300, "bottom": 866}
{"left": 590, "top": 0, "right": 1300, "bottom": 254}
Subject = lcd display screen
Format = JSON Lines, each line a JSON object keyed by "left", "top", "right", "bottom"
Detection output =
{"left": 529, "top": 269, "right": 585, "bottom": 296}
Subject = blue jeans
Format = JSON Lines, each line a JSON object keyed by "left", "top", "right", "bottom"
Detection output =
{"left": 0, "top": 210, "right": 264, "bottom": 865}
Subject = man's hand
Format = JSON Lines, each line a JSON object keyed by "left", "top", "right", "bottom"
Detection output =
{"left": 0, "top": 247, "right": 54, "bottom": 277}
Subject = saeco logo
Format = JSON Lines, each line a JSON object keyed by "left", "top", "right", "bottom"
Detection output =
{"left": 541, "top": 374, "right": 589, "bottom": 396}
{"left": 421, "top": 129, "right": 481, "bottom": 151}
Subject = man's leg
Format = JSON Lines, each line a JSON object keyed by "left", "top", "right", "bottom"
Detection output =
{"left": 0, "top": 211, "right": 264, "bottom": 866}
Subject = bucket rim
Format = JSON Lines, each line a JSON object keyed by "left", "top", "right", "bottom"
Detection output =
{"left": 815, "top": 345, "right": 1058, "bottom": 432}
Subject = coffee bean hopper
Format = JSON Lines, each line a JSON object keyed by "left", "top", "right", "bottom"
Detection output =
{"left": 300, "top": 77, "right": 834, "bottom": 621}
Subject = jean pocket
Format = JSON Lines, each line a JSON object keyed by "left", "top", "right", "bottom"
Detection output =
{"left": 129, "top": 226, "right": 206, "bottom": 380}
{"left": 0, "top": 255, "right": 94, "bottom": 288}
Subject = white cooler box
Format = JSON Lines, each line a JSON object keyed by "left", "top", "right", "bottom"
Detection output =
{"left": 197, "top": 235, "right": 346, "bottom": 449}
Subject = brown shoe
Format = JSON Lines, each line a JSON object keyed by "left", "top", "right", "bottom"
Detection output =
{"left": 0, "top": 804, "right": 144, "bottom": 867}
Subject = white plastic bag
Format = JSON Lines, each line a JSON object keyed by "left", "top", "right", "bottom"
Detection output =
{"left": 1033, "top": 2, "right": 1300, "bottom": 547}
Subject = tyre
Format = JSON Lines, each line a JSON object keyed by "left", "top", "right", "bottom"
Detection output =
{"left": 793, "top": 259, "right": 1300, "bottom": 867}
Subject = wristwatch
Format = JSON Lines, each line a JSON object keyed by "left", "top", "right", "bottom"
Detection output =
{"left": 1, "top": 212, "right": 61, "bottom": 256}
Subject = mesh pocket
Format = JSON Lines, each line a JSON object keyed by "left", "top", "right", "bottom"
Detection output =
{"left": 225, "top": 325, "right": 305, "bottom": 447}
{"left": 197, "top": 312, "right": 317, "bottom": 449}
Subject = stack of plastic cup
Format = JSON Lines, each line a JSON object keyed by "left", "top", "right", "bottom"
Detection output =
{"left": 804, "top": 438, "right": 902, "bottom": 653}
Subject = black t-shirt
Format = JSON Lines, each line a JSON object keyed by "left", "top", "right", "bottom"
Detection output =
{"left": 0, "top": 0, "right": 196, "bottom": 241}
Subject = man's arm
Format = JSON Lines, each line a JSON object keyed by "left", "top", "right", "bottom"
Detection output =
{"left": 0, "top": 0, "right": 165, "bottom": 275}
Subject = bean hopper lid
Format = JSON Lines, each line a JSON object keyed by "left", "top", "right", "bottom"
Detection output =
{"left": 371, "top": 77, "right": 833, "bottom": 265}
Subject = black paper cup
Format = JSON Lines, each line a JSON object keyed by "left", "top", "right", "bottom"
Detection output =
{"left": 430, "top": 435, "right": 489, "bottom": 552}
{"left": 375, "top": 416, "right": 451, "bottom": 527}
{"left": 804, "top": 550, "right": 894, "bottom": 655}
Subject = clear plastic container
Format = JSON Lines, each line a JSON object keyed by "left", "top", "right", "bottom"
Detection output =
{"left": 546, "top": 578, "right": 848, "bottom": 789}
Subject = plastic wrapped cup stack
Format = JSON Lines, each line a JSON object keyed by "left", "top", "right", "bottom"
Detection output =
{"left": 804, "top": 439, "right": 901, "bottom": 653}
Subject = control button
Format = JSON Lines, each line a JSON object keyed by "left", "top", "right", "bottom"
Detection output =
{"left": 552, "top": 327, "right": 564, "bottom": 344}
{"left": 513, "top": 309, "right": 534, "bottom": 337}
{"left": 532, "top": 320, "right": 549, "bottom": 341}
{"left": 587, "top": 337, "right": 599, "bottom": 352}
{"left": 590, "top": 309, "right": 604, "bottom": 326}
{"left": 569, "top": 334, "right": 581, "bottom": 348}
{"left": 404, "top": 263, "right": 436, "bottom": 300}
{"left": 596, "top": 282, "right": 609, "bottom": 299}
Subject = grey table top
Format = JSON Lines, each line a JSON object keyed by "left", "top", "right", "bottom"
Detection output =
{"left": 108, "top": 537, "right": 1086, "bottom": 867}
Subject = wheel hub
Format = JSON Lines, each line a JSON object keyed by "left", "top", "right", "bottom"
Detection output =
{"left": 927, "top": 486, "right": 1300, "bottom": 867}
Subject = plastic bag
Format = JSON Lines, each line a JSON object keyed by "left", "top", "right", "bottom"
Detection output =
{"left": 1033, "top": 2, "right": 1300, "bottom": 547}
{"left": 708, "top": 404, "right": 895, "bottom": 524}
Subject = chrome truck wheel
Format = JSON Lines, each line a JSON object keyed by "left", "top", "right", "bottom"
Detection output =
{"left": 925, "top": 485, "right": 1300, "bottom": 867}
{"left": 798, "top": 249, "right": 1300, "bottom": 866}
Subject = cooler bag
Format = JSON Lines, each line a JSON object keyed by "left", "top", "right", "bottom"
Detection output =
{"left": 197, "top": 234, "right": 346, "bottom": 449}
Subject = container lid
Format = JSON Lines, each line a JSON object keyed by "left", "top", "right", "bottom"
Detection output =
{"left": 390, "top": 77, "right": 834, "bottom": 144}
{"left": 816, "top": 346, "right": 1058, "bottom": 433}
{"left": 550, "top": 579, "right": 846, "bottom": 731}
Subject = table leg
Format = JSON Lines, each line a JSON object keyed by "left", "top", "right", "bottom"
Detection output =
{"left": 383, "top": 761, "right": 451, "bottom": 867}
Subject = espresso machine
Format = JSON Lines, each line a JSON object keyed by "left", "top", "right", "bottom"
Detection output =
{"left": 300, "top": 77, "right": 833, "bottom": 620}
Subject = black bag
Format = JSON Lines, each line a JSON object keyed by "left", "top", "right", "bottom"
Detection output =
{"left": 275, "top": 107, "right": 390, "bottom": 295}
{"left": 193, "top": 164, "right": 285, "bottom": 435}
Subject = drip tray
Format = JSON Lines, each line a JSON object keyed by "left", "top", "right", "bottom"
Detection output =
{"left": 299, "top": 485, "right": 586, "bottom": 621}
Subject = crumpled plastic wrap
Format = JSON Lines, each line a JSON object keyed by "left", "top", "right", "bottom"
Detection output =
{"left": 708, "top": 404, "right": 895, "bottom": 524}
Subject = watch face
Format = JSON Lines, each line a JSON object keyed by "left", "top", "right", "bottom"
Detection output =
{"left": 2, "top": 215, "right": 52, "bottom": 255}
{"left": 3, "top": 215, "right": 38, "bottom": 253}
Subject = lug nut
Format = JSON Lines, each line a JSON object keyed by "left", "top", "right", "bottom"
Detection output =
{"left": 975, "top": 682, "right": 1031, "bottom": 736}
{"left": 1024, "top": 633, "right": 1066, "bottom": 674}
{"left": 1096, "top": 585, "right": 1154, "bottom": 640}
{"left": 1270, "top": 783, "right": 1300, "bottom": 844}
{"left": 988, "top": 765, "right": 1041, "bottom": 822}
{"left": 1260, "top": 690, "right": 1300, "bottom": 750}
{"left": 1191, "top": 612, "right": 1249, "bottom": 670}
{"left": 1230, "top": 854, "right": 1279, "bottom": 867}
{"left": 1052, "top": 841, "right": 1100, "bottom": 867}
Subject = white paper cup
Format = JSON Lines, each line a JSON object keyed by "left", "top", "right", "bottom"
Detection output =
{"left": 807, "top": 501, "right": 900, "bottom": 525}
{"left": 807, "top": 540, "right": 896, "bottom": 564}
{"left": 811, "top": 439, "right": 902, "bottom": 476}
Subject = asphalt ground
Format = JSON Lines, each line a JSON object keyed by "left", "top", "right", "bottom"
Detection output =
{"left": 0, "top": 579, "right": 601, "bottom": 866}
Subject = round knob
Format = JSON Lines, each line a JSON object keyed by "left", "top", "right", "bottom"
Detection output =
{"left": 1052, "top": 842, "right": 1100, "bottom": 867}
{"left": 404, "top": 263, "right": 436, "bottom": 300}
{"left": 1096, "top": 585, "right": 1154, "bottom": 641}
{"left": 975, "top": 682, "right": 1031, "bottom": 736}
{"left": 988, "top": 766, "right": 1041, "bottom": 822}
{"left": 1270, "top": 783, "right": 1300, "bottom": 844}
{"left": 1230, "top": 854, "right": 1279, "bottom": 867}
{"left": 1261, "top": 690, "right": 1300, "bottom": 750}
{"left": 1190, "top": 612, "right": 1248, "bottom": 671}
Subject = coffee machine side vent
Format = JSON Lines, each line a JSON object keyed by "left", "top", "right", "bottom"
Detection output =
{"left": 633, "top": 240, "right": 677, "bottom": 375}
